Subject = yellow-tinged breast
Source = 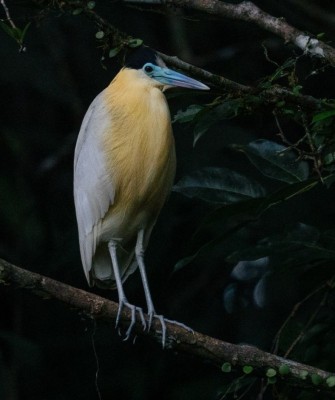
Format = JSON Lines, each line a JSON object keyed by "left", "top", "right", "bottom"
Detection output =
{"left": 102, "top": 68, "right": 176, "bottom": 229}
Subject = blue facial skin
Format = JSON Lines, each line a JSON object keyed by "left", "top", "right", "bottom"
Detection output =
{"left": 142, "top": 63, "right": 209, "bottom": 90}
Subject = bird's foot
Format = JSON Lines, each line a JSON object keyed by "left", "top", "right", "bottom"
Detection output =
{"left": 115, "top": 300, "right": 146, "bottom": 341}
{"left": 147, "top": 312, "right": 167, "bottom": 348}
{"left": 147, "top": 314, "right": 194, "bottom": 348}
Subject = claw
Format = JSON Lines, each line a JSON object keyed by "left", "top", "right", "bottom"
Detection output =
{"left": 115, "top": 298, "right": 147, "bottom": 341}
{"left": 137, "top": 307, "right": 146, "bottom": 330}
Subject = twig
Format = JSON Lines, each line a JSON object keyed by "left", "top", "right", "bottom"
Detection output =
{"left": 1, "top": 258, "right": 335, "bottom": 396}
{"left": 0, "top": 0, "right": 16, "bottom": 28}
{"left": 273, "top": 277, "right": 335, "bottom": 356}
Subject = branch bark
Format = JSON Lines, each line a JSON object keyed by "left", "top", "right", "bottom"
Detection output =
{"left": 126, "top": 0, "right": 335, "bottom": 66}
{"left": 1, "top": 258, "right": 335, "bottom": 395}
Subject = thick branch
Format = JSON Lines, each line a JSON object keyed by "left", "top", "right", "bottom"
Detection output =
{"left": 127, "top": 0, "right": 335, "bottom": 66}
{"left": 1, "top": 258, "right": 335, "bottom": 395}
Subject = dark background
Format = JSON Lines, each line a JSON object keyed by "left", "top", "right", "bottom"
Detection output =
{"left": 1, "top": 1, "right": 335, "bottom": 399}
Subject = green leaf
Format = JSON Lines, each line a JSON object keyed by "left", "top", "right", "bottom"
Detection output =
{"left": 128, "top": 38, "right": 143, "bottom": 48}
{"left": 292, "top": 85, "right": 303, "bottom": 95}
{"left": 109, "top": 47, "right": 122, "bottom": 58}
{"left": 0, "top": 21, "right": 30, "bottom": 47}
{"left": 278, "top": 365, "right": 290, "bottom": 375}
{"left": 173, "top": 167, "right": 266, "bottom": 204}
{"left": 72, "top": 8, "right": 83, "bottom": 15}
{"left": 267, "top": 377, "right": 277, "bottom": 384}
{"left": 234, "top": 139, "right": 309, "bottom": 183}
{"left": 193, "top": 100, "right": 243, "bottom": 145}
{"left": 266, "top": 368, "right": 277, "bottom": 378}
{"left": 312, "top": 109, "right": 335, "bottom": 123}
{"left": 174, "top": 178, "right": 320, "bottom": 271}
{"left": 300, "top": 370, "right": 309, "bottom": 380}
{"left": 95, "top": 31, "right": 105, "bottom": 39}
{"left": 21, "top": 22, "right": 31, "bottom": 42}
{"left": 326, "top": 376, "right": 335, "bottom": 387}
{"left": 324, "top": 151, "right": 335, "bottom": 165}
{"left": 0, "top": 22, "right": 21, "bottom": 41}
{"left": 311, "top": 374, "right": 322, "bottom": 385}
{"left": 243, "top": 366, "right": 253, "bottom": 374}
{"left": 221, "top": 362, "right": 232, "bottom": 373}
{"left": 173, "top": 104, "right": 204, "bottom": 123}
{"left": 87, "top": 1, "right": 96, "bottom": 9}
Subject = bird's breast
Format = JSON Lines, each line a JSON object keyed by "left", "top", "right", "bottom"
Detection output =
{"left": 101, "top": 80, "right": 176, "bottom": 236}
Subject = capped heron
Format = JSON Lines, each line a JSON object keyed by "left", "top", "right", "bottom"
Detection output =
{"left": 74, "top": 46, "right": 209, "bottom": 346}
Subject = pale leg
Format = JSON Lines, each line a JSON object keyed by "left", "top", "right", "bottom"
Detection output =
{"left": 135, "top": 229, "right": 167, "bottom": 347}
{"left": 108, "top": 240, "right": 146, "bottom": 339}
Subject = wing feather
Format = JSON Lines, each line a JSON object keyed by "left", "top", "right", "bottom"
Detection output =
{"left": 74, "top": 90, "right": 115, "bottom": 284}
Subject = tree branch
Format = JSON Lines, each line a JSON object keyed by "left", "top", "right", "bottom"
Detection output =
{"left": 1, "top": 258, "right": 335, "bottom": 395}
{"left": 126, "top": 0, "right": 335, "bottom": 66}
{"left": 32, "top": 0, "right": 323, "bottom": 111}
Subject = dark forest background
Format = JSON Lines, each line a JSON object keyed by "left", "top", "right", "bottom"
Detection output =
{"left": 1, "top": 1, "right": 335, "bottom": 399}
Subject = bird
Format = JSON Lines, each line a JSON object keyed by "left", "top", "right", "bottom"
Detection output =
{"left": 74, "top": 46, "right": 209, "bottom": 346}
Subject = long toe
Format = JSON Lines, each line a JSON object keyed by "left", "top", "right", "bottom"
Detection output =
{"left": 154, "top": 314, "right": 167, "bottom": 348}
{"left": 115, "top": 301, "right": 125, "bottom": 328}
{"left": 124, "top": 303, "right": 137, "bottom": 340}
{"left": 121, "top": 302, "right": 146, "bottom": 341}
{"left": 136, "top": 307, "right": 146, "bottom": 330}
{"left": 164, "top": 318, "right": 194, "bottom": 333}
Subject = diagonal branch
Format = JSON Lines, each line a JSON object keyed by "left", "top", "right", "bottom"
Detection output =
{"left": 126, "top": 0, "right": 335, "bottom": 66}
{"left": 1, "top": 258, "right": 335, "bottom": 395}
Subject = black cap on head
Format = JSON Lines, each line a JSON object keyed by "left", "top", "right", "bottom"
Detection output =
{"left": 125, "top": 46, "right": 159, "bottom": 69}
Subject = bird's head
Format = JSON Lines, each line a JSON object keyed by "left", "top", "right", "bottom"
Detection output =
{"left": 124, "top": 46, "right": 209, "bottom": 91}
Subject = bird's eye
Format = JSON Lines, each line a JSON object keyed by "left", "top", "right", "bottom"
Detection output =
{"left": 144, "top": 64, "right": 154, "bottom": 73}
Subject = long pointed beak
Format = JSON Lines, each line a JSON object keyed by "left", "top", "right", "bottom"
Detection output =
{"left": 153, "top": 67, "right": 209, "bottom": 90}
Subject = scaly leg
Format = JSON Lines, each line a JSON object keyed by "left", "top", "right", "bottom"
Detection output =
{"left": 108, "top": 241, "right": 146, "bottom": 339}
{"left": 135, "top": 229, "right": 168, "bottom": 347}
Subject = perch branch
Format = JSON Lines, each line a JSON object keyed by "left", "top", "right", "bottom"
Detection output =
{"left": 1, "top": 258, "right": 335, "bottom": 395}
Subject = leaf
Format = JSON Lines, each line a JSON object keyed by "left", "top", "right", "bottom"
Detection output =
{"left": 234, "top": 139, "right": 309, "bottom": 183}
{"left": 312, "top": 109, "right": 335, "bottom": 123}
{"left": 173, "top": 167, "right": 266, "bottom": 204}
{"left": 20, "top": 22, "right": 31, "bottom": 43}
{"left": 173, "top": 104, "right": 204, "bottom": 123}
{"left": 326, "top": 376, "right": 335, "bottom": 387}
{"left": 311, "top": 374, "right": 322, "bottom": 385}
{"left": 266, "top": 368, "right": 277, "bottom": 378}
{"left": 0, "top": 21, "right": 30, "bottom": 48}
{"left": 174, "top": 178, "right": 320, "bottom": 270}
{"left": 95, "top": 31, "right": 104, "bottom": 39}
{"left": 221, "top": 362, "right": 232, "bottom": 373}
{"left": 128, "top": 38, "right": 143, "bottom": 48}
{"left": 243, "top": 366, "right": 253, "bottom": 374}
{"left": 279, "top": 365, "right": 290, "bottom": 375}
{"left": 72, "top": 8, "right": 83, "bottom": 15}
{"left": 109, "top": 47, "right": 122, "bottom": 58}
{"left": 87, "top": 1, "right": 96, "bottom": 9}
{"left": 300, "top": 371, "right": 308, "bottom": 380}
{"left": 193, "top": 100, "right": 243, "bottom": 145}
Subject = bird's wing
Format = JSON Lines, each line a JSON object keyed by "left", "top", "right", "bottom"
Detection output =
{"left": 74, "top": 90, "right": 115, "bottom": 284}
